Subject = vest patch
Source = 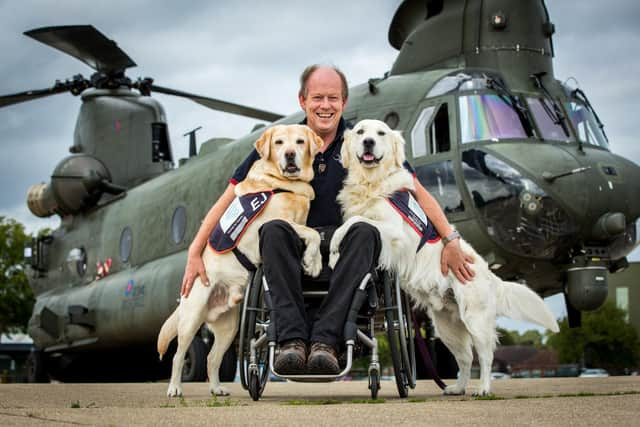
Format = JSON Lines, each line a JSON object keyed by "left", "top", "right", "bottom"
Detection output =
{"left": 209, "top": 191, "right": 274, "bottom": 253}
{"left": 387, "top": 190, "right": 440, "bottom": 251}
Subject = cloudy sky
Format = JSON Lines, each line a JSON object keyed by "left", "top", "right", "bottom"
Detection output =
{"left": 1, "top": 1, "right": 638, "bottom": 330}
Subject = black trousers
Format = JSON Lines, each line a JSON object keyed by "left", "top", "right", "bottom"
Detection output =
{"left": 259, "top": 220, "right": 381, "bottom": 347}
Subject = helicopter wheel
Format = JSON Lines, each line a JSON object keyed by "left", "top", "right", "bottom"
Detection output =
{"left": 26, "top": 349, "right": 50, "bottom": 383}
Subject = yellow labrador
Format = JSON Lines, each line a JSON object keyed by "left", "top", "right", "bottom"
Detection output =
{"left": 158, "top": 125, "right": 323, "bottom": 397}
{"left": 330, "top": 119, "right": 559, "bottom": 396}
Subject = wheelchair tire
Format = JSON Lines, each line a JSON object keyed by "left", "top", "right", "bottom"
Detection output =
{"left": 248, "top": 370, "right": 263, "bottom": 401}
{"left": 384, "top": 273, "right": 416, "bottom": 398}
{"left": 369, "top": 370, "right": 380, "bottom": 400}
{"left": 239, "top": 268, "right": 270, "bottom": 396}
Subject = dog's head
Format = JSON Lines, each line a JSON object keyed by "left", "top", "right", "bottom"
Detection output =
{"left": 255, "top": 124, "right": 323, "bottom": 181}
{"left": 341, "top": 119, "right": 406, "bottom": 175}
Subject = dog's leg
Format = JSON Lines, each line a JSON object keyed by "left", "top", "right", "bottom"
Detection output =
{"left": 289, "top": 223, "right": 322, "bottom": 277}
{"left": 431, "top": 309, "right": 473, "bottom": 395}
{"left": 167, "top": 279, "right": 210, "bottom": 397}
{"left": 206, "top": 305, "right": 240, "bottom": 396}
{"left": 227, "top": 284, "right": 244, "bottom": 307}
{"left": 329, "top": 215, "right": 405, "bottom": 270}
{"left": 462, "top": 312, "right": 497, "bottom": 396}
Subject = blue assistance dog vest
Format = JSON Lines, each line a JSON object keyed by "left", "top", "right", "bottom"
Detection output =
{"left": 386, "top": 190, "right": 440, "bottom": 252}
{"left": 209, "top": 189, "right": 290, "bottom": 270}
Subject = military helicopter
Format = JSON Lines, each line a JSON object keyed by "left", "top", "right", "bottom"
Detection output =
{"left": 2, "top": 0, "right": 639, "bottom": 382}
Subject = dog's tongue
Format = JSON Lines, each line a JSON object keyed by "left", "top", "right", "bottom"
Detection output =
{"left": 363, "top": 153, "right": 375, "bottom": 161}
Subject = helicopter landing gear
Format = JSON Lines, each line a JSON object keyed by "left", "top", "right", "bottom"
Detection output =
{"left": 26, "top": 349, "right": 50, "bottom": 383}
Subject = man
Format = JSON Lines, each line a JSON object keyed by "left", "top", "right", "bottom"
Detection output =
{"left": 181, "top": 64, "right": 474, "bottom": 374}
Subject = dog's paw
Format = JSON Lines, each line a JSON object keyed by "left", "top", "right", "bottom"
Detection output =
{"left": 210, "top": 385, "right": 231, "bottom": 396}
{"left": 167, "top": 384, "right": 183, "bottom": 397}
{"left": 443, "top": 384, "right": 465, "bottom": 396}
{"left": 472, "top": 389, "right": 492, "bottom": 397}
{"left": 328, "top": 250, "right": 340, "bottom": 270}
{"left": 303, "top": 249, "right": 322, "bottom": 277}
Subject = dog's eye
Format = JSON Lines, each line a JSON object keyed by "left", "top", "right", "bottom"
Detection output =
{"left": 296, "top": 139, "right": 304, "bottom": 145}
{"left": 377, "top": 130, "right": 386, "bottom": 136}
{"left": 356, "top": 129, "right": 364, "bottom": 135}
{"left": 274, "top": 139, "right": 283, "bottom": 145}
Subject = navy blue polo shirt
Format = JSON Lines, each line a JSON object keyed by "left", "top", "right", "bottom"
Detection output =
{"left": 230, "top": 118, "right": 415, "bottom": 228}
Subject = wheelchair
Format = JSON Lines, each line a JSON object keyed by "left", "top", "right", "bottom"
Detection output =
{"left": 238, "top": 266, "right": 417, "bottom": 401}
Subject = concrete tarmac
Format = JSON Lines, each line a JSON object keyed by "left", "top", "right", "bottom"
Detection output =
{"left": 1, "top": 377, "right": 639, "bottom": 426}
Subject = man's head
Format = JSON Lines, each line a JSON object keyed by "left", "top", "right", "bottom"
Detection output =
{"left": 298, "top": 65, "right": 348, "bottom": 144}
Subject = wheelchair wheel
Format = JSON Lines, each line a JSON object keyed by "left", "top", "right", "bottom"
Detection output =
{"left": 384, "top": 273, "right": 417, "bottom": 398}
{"left": 248, "top": 370, "right": 262, "bottom": 401}
{"left": 239, "top": 268, "right": 270, "bottom": 398}
{"left": 369, "top": 370, "right": 380, "bottom": 400}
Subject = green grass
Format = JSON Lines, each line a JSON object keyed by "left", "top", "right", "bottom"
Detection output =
{"left": 285, "top": 399, "right": 342, "bottom": 406}
{"left": 69, "top": 401, "right": 81, "bottom": 408}
{"left": 350, "top": 398, "right": 386, "bottom": 404}
{"left": 472, "top": 394, "right": 504, "bottom": 401}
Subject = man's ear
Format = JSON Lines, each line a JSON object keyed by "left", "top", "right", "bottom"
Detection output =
{"left": 391, "top": 130, "right": 407, "bottom": 168}
{"left": 255, "top": 127, "right": 274, "bottom": 159}
{"left": 340, "top": 128, "right": 353, "bottom": 167}
{"left": 305, "top": 126, "right": 324, "bottom": 157}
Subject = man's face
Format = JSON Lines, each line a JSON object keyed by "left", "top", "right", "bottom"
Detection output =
{"left": 298, "top": 68, "right": 347, "bottom": 141}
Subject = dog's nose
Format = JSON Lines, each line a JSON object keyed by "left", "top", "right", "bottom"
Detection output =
{"left": 363, "top": 138, "right": 375, "bottom": 150}
{"left": 285, "top": 150, "right": 296, "bottom": 161}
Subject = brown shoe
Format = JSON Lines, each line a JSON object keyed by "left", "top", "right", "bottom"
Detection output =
{"left": 307, "top": 342, "right": 340, "bottom": 374}
{"left": 274, "top": 339, "right": 307, "bottom": 374}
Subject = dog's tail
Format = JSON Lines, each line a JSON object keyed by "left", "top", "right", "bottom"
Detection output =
{"left": 495, "top": 279, "right": 560, "bottom": 332}
{"left": 157, "top": 308, "right": 179, "bottom": 361}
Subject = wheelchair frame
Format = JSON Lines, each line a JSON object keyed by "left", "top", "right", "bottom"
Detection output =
{"left": 238, "top": 267, "right": 416, "bottom": 401}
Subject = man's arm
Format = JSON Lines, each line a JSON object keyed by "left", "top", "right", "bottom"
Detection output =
{"left": 413, "top": 178, "right": 475, "bottom": 283}
{"left": 180, "top": 183, "right": 236, "bottom": 297}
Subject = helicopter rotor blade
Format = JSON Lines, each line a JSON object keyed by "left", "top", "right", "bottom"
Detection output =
{"left": 149, "top": 84, "right": 284, "bottom": 122}
{"left": 24, "top": 25, "right": 136, "bottom": 73}
{"left": 0, "top": 76, "right": 91, "bottom": 108}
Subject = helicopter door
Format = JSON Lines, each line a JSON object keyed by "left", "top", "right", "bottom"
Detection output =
{"left": 409, "top": 99, "right": 466, "bottom": 216}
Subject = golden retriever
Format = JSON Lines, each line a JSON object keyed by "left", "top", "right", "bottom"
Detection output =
{"left": 157, "top": 124, "right": 323, "bottom": 397}
{"left": 330, "top": 119, "right": 559, "bottom": 396}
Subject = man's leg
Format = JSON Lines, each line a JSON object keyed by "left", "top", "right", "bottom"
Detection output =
{"left": 308, "top": 222, "right": 381, "bottom": 373}
{"left": 259, "top": 220, "right": 308, "bottom": 373}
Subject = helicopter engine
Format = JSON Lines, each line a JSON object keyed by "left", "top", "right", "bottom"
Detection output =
{"left": 26, "top": 154, "right": 123, "bottom": 217}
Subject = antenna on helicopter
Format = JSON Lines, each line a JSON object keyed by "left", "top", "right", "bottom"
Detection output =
{"left": 183, "top": 126, "right": 202, "bottom": 158}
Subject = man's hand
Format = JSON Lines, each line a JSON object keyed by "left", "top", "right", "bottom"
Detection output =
{"left": 440, "top": 239, "right": 475, "bottom": 284}
{"left": 180, "top": 253, "right": 210, "bottom": 298}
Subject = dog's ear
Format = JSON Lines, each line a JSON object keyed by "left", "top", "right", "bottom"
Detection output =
{"left": 255, "top": 127, "right": 274, "bottom": 159}
{"left": 305, "top": 126, "right": 324, "bottom": 157}
{"left": 391, "top": 130, "right": 407, "bottom": 168}
{"left": 340, "top": 128, "right": 353, "bottom": 167}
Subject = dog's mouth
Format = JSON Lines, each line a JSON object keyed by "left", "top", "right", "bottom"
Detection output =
{"left": 357, "top": 151, "right": 382, "bottom": 166}
{"left": 282, "top": 161, "right": 301, "bottom": 176}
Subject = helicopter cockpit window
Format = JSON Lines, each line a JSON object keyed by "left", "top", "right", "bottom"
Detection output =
{"left": 429, "top": 104, "right": 450, "bottom": 153}
{"left": 526, "top": 97, "right": 572, "bottom": 142}
{"left": 459, "top": 94, "right": 527, "bottom": 143}
{"left": 426, "top": 73, "right": 487, "bottom": 99}
{"left": 565, "top": 101, "right": 608, "bottom": 149}
{"left": 411, "top": 104, "right": 451, "bottom": 157}
{"left": 411, "top": 106, "right": 435, "bottom": 157}
{"left": 171, "top": 206, "right": 187, "bottom": 244}
{"left": 119, "top": 227, "right": 133, "bottom": 263}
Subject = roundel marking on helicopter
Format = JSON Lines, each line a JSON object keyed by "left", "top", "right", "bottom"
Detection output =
{"left": 124, "top": 279, "right": 134, "bottom": 297}
{"left": 171, "top": 206, "right": 187, "bottom": 244}
{"left": 119, "top": 226, "right": 133, "bottom": 262}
